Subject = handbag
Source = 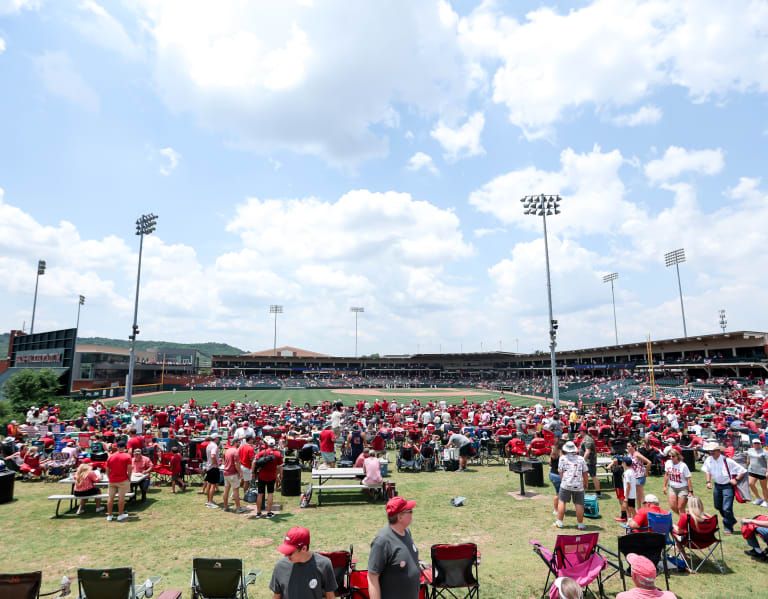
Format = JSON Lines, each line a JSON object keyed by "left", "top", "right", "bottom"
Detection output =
{"left": 724, "top": 458, "right": 749, "bottom": 503}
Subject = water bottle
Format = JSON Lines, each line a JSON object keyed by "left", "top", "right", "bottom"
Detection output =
{"left": 144, "top": 578, "right": 153, "bottom": 597}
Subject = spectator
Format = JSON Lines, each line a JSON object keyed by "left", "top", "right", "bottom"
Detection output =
{"left": 747, "top": 438, "right": 768, "bottom": 508}
{"left": 741, "top": 514, "right": 768, "bottom": 561}
{"left": 347, "top": 424, "right": 366, "bottom": 464}
{"left": 73, "top": 462, "right": 103, "bottom": 515}
{"left": 615, "top": 553, "right": 677, "bottom": 598}
{"left": 673, "top": 495, "right": 713, "bottom": 566}
{"left": 552, "top": 576, "right": 583, "bottom": 599}
{"left": 362, "top": 449, "right": 383, "bottom": 492}
{"left": 255, "top": 436, "right": 283, "bottom": 519}
{"left": 368, "top": 497, "right": 421, "bottom": 599}
{"left": 204, "top": 433, "right": 221, "bottom": 509}
{"left": 238, "top": 436, "right": 255, "bottom": 491}
{"left": 627, "top": 441, "right": 652, "bottom": 506}
{"left": 319, "top": 424, "right": 336, "bottom": 468}
{"left": 269, "top": 526, "right": 337, "bottom": 599}
{"left": 663, "top": 449, "right": 693, "bottom": 516}
{"left": 579, "top": 429, "right": 600, "bottom": 495}
{"left": 131, "top": 448, "right": 153, "bottom": 498}
{"left": 622, "top": 457, "right": 637, "bottom": 520}
{"left": 105, "top": 443, "right": 132, "bottom": 522}
{"left": 447, "top": 431, "right": 474, "bottom": 472}
{"left": 169, "top": 446, "right": 186, "bottom": 493}
{"left": 555, "top": 441, "right": 588, "bottom": 530}
{"left": 549, "top": 441, "right": 564, "bottom": 517}
{"left": 702, "top": 441, "right": 747, "bottom": 534}
{"left": 222, "top": 440, "right": 245, "bottom": 513}
{"left": 628, "top": 494, "right": 668, "bottom": 531}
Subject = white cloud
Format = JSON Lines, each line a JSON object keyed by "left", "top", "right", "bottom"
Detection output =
{"left": 137, "top": 0, "right": 476, "bottom": 165}
{"left": 611, "top": 104, "right": 662, "bottom": 127}
{"left": 430, "top": 112, "right": 485, "bottom": 161}
{"left": 459, "top": 0, "right": 768, "bottom": 138}
{"left": 473, "top": 227, "right": 506, "bottom": 238}
{"left": 644, "top": 146, "right": 724, "bottom": 184}
{"left": 33, "top": 51, "right": 100, "bottom": 112}
{"left": 0, "top": 37, "right": 5, "bottom": 54}
{"left": 406, "top": 151, "right": 439, "bottom": 175}
{"left": 158, "top": 147, "right": 181, "bottom": 176}
{"left": 71, "top": 1, "right": 143, "bottom": 61}
{"left": 0, "top": 0, "right": 39, "bottom": 15}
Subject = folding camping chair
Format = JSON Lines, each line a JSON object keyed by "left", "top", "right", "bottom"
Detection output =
{"left": 318, "top": 546, "right": 354, "bottom": 598}
{"left": 76, "top": 568, "right": 159, "bottom": 599}
{"left": 598, "top": 532, "right": 669, "bottom": 591}
{"left": 531, "top": 533, "right": 606, "bottom": 599}
{"left": 674, "top": 514, "right": 725, "bottom": 573}
{"left": 348, "top": 569, "right": 430, "bottom": 599}
{"left": 0, "top": 571, "right": 70, "bottom": 599}
{"left": 430, "top": 543, "right": 479, "bottom": 599}
{"left": 190, "top": 558, "right": 260, "bottom": 599}
{"left": 647, "top": 511, "right": 676, "bottom": 562}
{"left": 151, "top": 453, "right": 174, "bottom": 485}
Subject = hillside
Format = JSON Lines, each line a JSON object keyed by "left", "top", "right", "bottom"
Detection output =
{"left": 0, "top": 333, "right": 245, "bottom": 359}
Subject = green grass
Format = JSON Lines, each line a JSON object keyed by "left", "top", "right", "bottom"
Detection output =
{"left": 127, "top": 388, "right": 537, "bottom": 407}
{"left": 5, "top": 458, "right": 766, "bottom": 598}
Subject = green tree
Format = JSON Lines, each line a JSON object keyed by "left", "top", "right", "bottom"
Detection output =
{"left": 3, "top": 369, "right": 61, "bottom": 413}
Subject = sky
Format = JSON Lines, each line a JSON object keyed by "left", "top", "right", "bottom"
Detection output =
{"left": 0, "top": 0, "right": 767, "bottom": 356}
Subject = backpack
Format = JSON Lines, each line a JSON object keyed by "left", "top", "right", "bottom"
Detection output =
{"left": 254, "top": 453, "right": 275, "bottom": 470}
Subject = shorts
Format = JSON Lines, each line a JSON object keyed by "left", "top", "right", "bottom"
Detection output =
{"left": 559, "top": 488, "right": 585, "bottom": 505}
{"left": 636, "top": 476, "right": 647, "bottom": 486}
{"left": 257, "top": 479, "right": 276, "bottom": 494}
{"left": 224, "top": 473, "right": 241, "bottom": 487}
{"left": 750, "top": 473, "right": 766, "bottom": 481}
{"left": 74, "top": 487, "right": 100, "bottom": 497}
{"left": 205, "top": 467, "right": 221, "bottom": 485}
{"left": 615, "top": 488, "right": 626, "bottom": 501}
{"left": 321, "top": 451, "right": 336, "bottom": 463}
{"left": 669, "top": 487, "right": 689, "bottom": 498}
{"left": 549, "top": 472, "right": 562, "bottom": 493}
{"left": 587, "top": 462, "right": 597, "bottom": 477}
{"left": 459, "top": 444, "right": 474, "bottom": 457}
{"left": 240, "top": 466, "right": 253, "bottom": 482}
{"left": 626, "top": 498, "right": 636, "bottom": 508}
{"left": 108, "top": 480, "right": 130, "bottom": 497}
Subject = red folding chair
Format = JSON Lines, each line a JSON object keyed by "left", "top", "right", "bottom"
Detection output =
{"left": 429, "top": 543, "right": 479, "bottom": 599}
{"left": 349, "top": 569, "right": 430, "bottom": 599}
{"left": 531, "top": 533, "right": 606, "bottom": 598}
{"left": 675, "top": 514, "right": 725, "bottom": 573}
{"left": 152, "top": 452, "right": 174, "bottom": 485}
{"left": 318, "top": 546, "right": 354, "bottom": 598}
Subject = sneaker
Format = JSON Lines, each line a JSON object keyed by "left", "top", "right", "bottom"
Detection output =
{"left": 206, "top": 502, "right": 219, "bottom": 509}
{"left": 255, "top": 513, "right": 264, "bottom": 519}
{"left": 266, "top": 511, "right": 275, "bottom": 518}
{"left": 106, "top": 515, "right": 114, "bottom": 522}
{"left": 577, "top": 523, "right": 587, "bottom": 531}
{"left": 95, "top": 506, "right": 105, "bottom": 513}
{"left": 553, "top": 520, "right": 563, "bottom": 528}
{"left": 753, "top": 499, "right": 763, "bottom": 505}
{"left": 116, "top": 514, "right": 128, "bottom": 522}
{"left": 745, "top": 549, "right": 764, "bottom": 558}
{"left": 553, "top": 510, "right": 559, "bottom": 516}
{"left": 761, "top": 500, "right": 768, "bottom": 508}
{"left": 223, "top": 507, "right": 232, "bottom": 512}
{"left": 236, "top": 507, "right": 249, "bottom": 514}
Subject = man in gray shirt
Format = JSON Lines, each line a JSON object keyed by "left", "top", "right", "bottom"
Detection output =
{"left": 447, "top": 432, "right": 473, "bottom": 472}
{"left": 368, "top": 497, "right": 421, "bottom": 599}
{"left": 270, "top": 526, "right": 337, "bottom": 599}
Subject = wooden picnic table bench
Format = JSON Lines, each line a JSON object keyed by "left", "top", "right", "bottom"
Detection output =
{"left": 47, "top": 492, "right": 135, "bottom": 518}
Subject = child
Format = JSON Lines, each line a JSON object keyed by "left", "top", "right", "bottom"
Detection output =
{"left": 622, "top": 456, "right": 637, "bottom": 520}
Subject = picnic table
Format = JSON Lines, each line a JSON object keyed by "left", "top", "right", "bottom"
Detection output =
{"left": 59, "top": 473, "right": 149, "bottom": 504}
{"left": 311, "top": 467, "right": 381, "bottom": 505}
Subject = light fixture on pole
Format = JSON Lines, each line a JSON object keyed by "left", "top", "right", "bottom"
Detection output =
{"left": 664, "top": 248, "right": 687, "bottom": 338}
{"left": 270, "top": 305, "right": 283, "bottom": 356}
{"left": 350, "top": 307, "right": 364, "bottom": 357}
{"left": 520, "top": 193, "right": 562, "bottom": 409}
{"left": 125, "top": 213, "right": 158, "bottom": 404}
{"left": 76, "top": 295, "right": 85, "bottom": 331}
{"left": 30, "top": 259, "right": 46, "bottom": 334}
{"left": 602, "top": 272, "right": 619, "bottom": 345}
{"left": 719, "top": 309, "right": 727, "bottom": 333}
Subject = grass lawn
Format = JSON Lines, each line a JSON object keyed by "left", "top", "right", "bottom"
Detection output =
{"left": 128, "top": 388, "right": 538, "bottom": 408}
{"left": 4, "top": 456, "right": 767, "bottom": 598}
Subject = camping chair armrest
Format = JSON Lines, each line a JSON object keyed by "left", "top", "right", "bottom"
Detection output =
{"left": 596, "top": 544, "right": 618, "bottom": 559}
{"left": 136, "top": 576, "right": 162, "bottom": 599}
{"left": 244, "top": 570, "right": 262, "bottom": 587}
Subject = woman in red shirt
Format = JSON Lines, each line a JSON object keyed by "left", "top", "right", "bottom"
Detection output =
{"left": 74, "top": 463, "right": 103, "bottom": 514}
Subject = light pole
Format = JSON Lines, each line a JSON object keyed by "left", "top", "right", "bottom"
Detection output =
{"left": 125, "top": 213, "right": 158, "bottom": 404}
{"left": 603, "top": 272, "right": 619, "bottom": 345}
{"left": 719, "top": 309, "right": 727, "bottom": 333}
{"left": 270, "top": 305, "right": 283, "bottom": 356}
{"left": 76, "top": 295, "right": 85, "bottom": 330}
{"left": 30, "top": 259, "right": 46, "bottom": 334}
{"left": 350, "top": 307, "right": 364, "bottom": 357}
{"left": 664, "top": 248, "right": 687, "bottom": 338}
{"left": 521, "top": 193, "right": 562, "bottom": 409}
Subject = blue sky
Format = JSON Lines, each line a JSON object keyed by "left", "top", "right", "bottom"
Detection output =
{"left": 1, "top": 0, "right": 767, "bottom": 356}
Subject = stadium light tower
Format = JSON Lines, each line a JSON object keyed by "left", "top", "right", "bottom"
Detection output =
{"left": 126, "top": 213, "right": 158, "bottom": 404}
{"left": 603, "top": 272, "right": 619, "bottom": 345}
{"left": 719, "top": 309, "right": 727, "bottom": 333}
{"left": 664, "top": 248, "right": 687, "bottom": 338}
{"left": 270, "top": 305, "right": 283, "bottom": 356}
{"left": 75, "top": 295, "right": 85, "bottom": 331}
{"left": 520, "top": 193, "right": 562, "bottom": 409}
{"left": 350, "top": 307, "right": 364, "bottom": 357}
{"left": 30, "top": 259, "right": 46, "bottom": 334}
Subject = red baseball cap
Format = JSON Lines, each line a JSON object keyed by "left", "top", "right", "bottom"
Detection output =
{"left": 386, "top": 496, "right": 416, "bottom": 516}
{"left": 277, "top": 527, "right": 310, "bottom": 555}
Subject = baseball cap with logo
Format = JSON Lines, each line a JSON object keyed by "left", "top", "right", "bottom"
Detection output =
{"left": 386, "top": 496, "right": 416, "bottom": 516}
{"left": 277, "top": 527, "right": 311, "bottom": 555}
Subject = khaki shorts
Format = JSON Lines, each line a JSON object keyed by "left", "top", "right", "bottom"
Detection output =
{"left": 669, "top": 487, "right": 689, "bottom": 498}
{"left": 224, "top": 474, "right": 241, "bottom": 487}
{"left": 108, "top": 480, "right": 130, "bottom": 499}
{"left": 240, "top": 466, "right": 253, "bottom": 482}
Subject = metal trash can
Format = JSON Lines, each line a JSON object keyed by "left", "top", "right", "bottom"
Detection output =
{"left": 0, "top": 469, "right": 15, "bottom": 504}
{"left": 282, "top": 464, "right": 302, "bottom": 497}
{"left": 682, "top": 448, "right": 696, "bottom": 472}
{"left": 523, "top": 459, "right": 545, "bottom": 487}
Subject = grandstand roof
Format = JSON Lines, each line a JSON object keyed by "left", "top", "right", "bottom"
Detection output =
{"left": 247, "top": 346, "right": 328, "bottom": 358}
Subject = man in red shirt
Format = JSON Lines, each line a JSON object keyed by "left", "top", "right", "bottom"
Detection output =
{"left": 106, "top": 443, "right": 133, "bottom": 522}
{"left": 222, "top": 441, "right": 245, "bottom": 513}
{"left": 238, "top": 437, "right": 256, "bottom": 491}
{"left": 319, "top": 424, "right": 336, "bottom": 468}
{"left": 169, "top": 446, "right": 186, "bottom": 493}
{"left": 255, "top": 437, "right": 283, "bottom": 518}
{"left": 628, "top": 494, "right": 668, "bottom": 530}
{"left": 126, "top": 429, "right": 143, "bottom": 452}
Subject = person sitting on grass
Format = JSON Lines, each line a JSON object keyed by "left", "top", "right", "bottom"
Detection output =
{"left": 73, "top": 462, "right": 104, "bottom": 515}
{"left": 627, "top": 494, "right": 668, "bottom": 531}
{"left": 615, "top": 553, "right": 677, "bottom": 599}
